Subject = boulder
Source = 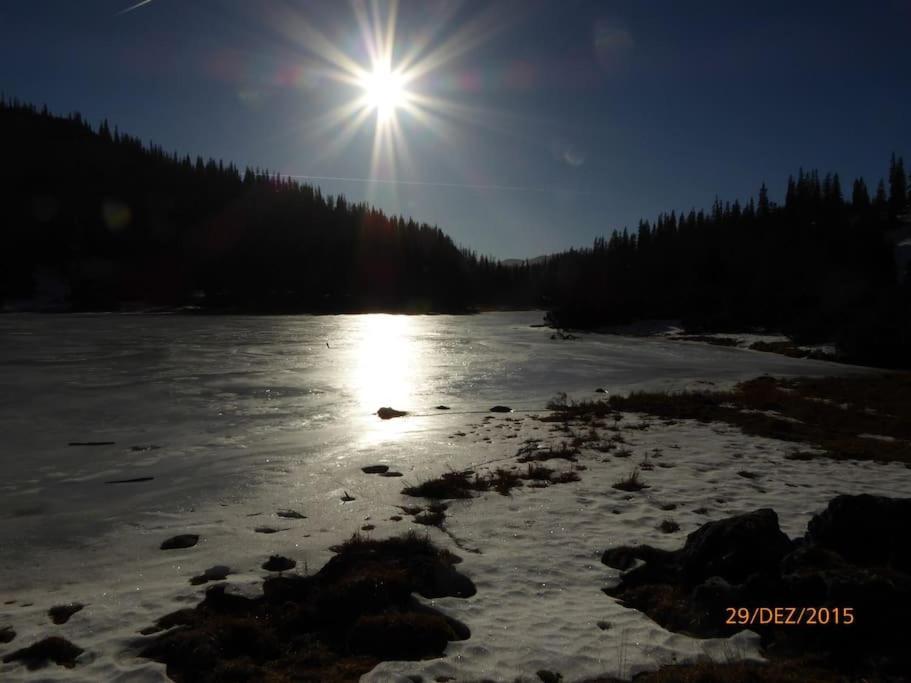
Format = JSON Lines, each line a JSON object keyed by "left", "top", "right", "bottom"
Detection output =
{"left": 600, "top": 496, "right": 911, "bottom": 673}
{"left": 679, "top": 508, "right": 792, "bottom": 584}
{"left": 189, "top": 565, "right": 231, "bottom": 585}
{"left": 377, "top": 407, "right": 408, "bottom": 419}
{"left": 602, "top": 545, "right": 672, "bottom": 571}
{"left": 806, "top": 494, "right": 911, "bottom": 571}
{"left": 691, "top": 576, "right": 739, "bottom": 609}
{"left": 160, "top": 534, "right": 199, "bottom": 550}
{"left": 48, "top": 603, "right": 83, "bottom": 625}
{"left": 262, "top": 555, "right": 296, "bottom": 572}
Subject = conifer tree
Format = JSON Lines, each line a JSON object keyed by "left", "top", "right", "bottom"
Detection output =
{"left": 852, "top": 178, "right": 870, "bottom": 209}
{"left": 889, "top": 154, "right": 907, "bottom": 215}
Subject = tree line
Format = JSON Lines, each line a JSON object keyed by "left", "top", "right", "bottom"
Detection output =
{"left": 1, "top": 98, "right": 908, "bottom": 366}
{"left": 0, "top": 98, "right": 482, "bottom": 312}
{"left": 540, "top": 156, "right": 910, "bottom": 367}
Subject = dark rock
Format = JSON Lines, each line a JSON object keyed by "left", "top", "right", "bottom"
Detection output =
{"left": 190, "top": 566, "right": 231, "bottom": 586}
{"left": 362, "top": 465, "right": 390, "bottom": 474}
{"left": 537, "top": 670, "right": 563, "bottom": 683}
{"left": 595, "top": 388, "right": 607, "bottom": 394}
{"left": 379, "top": 471, "right": 403, "bottom": 477}
{"left": 678, "top": 508, "right": 792, "bottom": 584}
{"left": 489, "top": 405, "right": 512, "bottom": 413}
{"left": 601, "top": 545, "right": 673, "bottom": 571}
{"left": 361, "top": 524, "right": 375, "bottom": 531}
{"left": 48, "top": 603, "right": 84, "bottom": 625}
{"left": 105, "top": 476, "right": 154, "bottom": 484}
{"left": 276, "top": 509, "right": 306, "bottom": 519}
{"left": 262, "top": 555, "right": 296, "bottom": 572}
{"left": 435, "top": 405, "right": 451, "bottom": 410}
{"left": 68, "top": 441, "right": 115, "bottom": 446}
{"left": 602, "top": 547, "right": 640, "bottom": 571}
{"left": 0, "top": 626, "right": 15, "bottom": 643}
{"left": 377, "top": 407, "right": 408, "bottom": 419}
{"left": 779, "top": 544, "right": 848, "bottom": 576}
{"left": 601, "top": 546, "right": 639, "bottom": 571}
{"left": 601, "top": 496, "right": 911, "bottom": 675}
{"left": 2, "top": 636, "right": 84, "bottom": 670}
{"left": 691, "top": 576, "right": 738, "bottom": 609}
{"left": 347, "top": 612, "right": 460, "bottom": 660}
{"left": 807, "top": 494, "right": 911, "bottom": 571}
{"left": 254, "top": 526, "right": 283, "bottom": 534}
{"left": 160, "top": 534, "right": 199, "bottom": 550}
{"left": 413, "top": 509, "right": 445, "bottom": 527}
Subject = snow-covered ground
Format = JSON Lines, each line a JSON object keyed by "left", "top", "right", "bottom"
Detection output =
{"left": 0, "top": 311, "right": 901, "bottom": 682}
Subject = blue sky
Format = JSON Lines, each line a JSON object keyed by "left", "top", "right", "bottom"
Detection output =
{"left": 1, "top": 0, "right": 909, "bottom": 258}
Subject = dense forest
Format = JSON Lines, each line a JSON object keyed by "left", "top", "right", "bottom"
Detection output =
{"left": 541, "top": 157, "right": 911, "bottom": 367}
{"left": 0, "top": 98, "right": 496, "bottom": 313}
{"left": 1, "top": 99, "right": 908, "bottom": 366}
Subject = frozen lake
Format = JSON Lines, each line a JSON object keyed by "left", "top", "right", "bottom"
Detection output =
{"left": 0, "top": 311, "right": 859, "bottom": 551}
{"left": 0, "top": 311, "right": 875, "bottom": 681}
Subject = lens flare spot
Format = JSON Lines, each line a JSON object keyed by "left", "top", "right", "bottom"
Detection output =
{"left": 102, "top": 199, "right": 132, "bottom": 231}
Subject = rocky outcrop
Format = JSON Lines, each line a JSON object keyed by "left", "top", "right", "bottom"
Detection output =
{"left": 601, "top": 495, "right": 911, "bottom": 677}
{"left": 806, "top": 494, "right": 911, "bottom": 571}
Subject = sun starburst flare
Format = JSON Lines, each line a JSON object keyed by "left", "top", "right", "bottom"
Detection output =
{"left": 266, "top": 0, "right": 516, "bottom": 202}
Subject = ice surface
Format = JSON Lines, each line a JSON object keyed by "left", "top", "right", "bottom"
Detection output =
{"left": 0, "top": 311, "right": 896, "bottom": 681}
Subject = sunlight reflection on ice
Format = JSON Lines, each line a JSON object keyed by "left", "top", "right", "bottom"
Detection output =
{"left": 348, "top": 314, "right": 424, "bottom": 445}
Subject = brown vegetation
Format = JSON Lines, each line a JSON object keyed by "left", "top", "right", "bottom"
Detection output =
{"left": 139, "top": 532, "right": 473, "bottom": 682}
{"left": 749, "top": 340, "right": 836, "bottom": 361}
{"left": 403, "top": 461, "right": 581, "bottom": 501}
{"left": 612, "top": 468, "right": 648, "bottom": 492}
{"left": 603, "top": 374, "right": 911, "bottom": 464}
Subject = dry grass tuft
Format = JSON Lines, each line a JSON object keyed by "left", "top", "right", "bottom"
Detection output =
{"left": 612, "top": 467, "right": 648, "bottom": 492}
{"left": 607, "top": 373, "right": 911, "bottom": 464}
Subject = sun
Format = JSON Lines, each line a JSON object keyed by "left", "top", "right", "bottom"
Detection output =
{"left": 292, "top": 1, "right": 513, "bottom": 189}
{"left": 359, "top": 62, "right": 407, "bottom": 121}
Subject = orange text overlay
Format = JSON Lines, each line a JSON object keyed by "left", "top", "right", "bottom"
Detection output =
{"left": 725, "top": 607, "right": 854, "bottom": 626}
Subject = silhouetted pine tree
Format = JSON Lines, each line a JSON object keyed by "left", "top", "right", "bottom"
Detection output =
{"left": 889, "top": 154, "right": 907, "bottom": 217}
{"left": 852, "top": 178, "right": 870, "bottom": 210}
